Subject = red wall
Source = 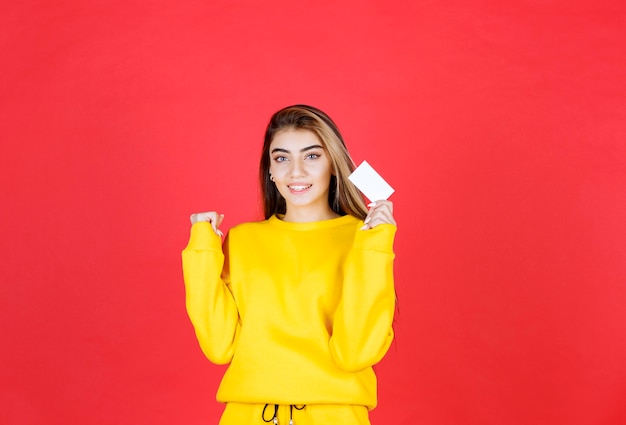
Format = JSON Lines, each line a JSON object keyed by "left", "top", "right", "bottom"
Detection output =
{"left": 2, "top": 1, "right": 625, "bottom": 424}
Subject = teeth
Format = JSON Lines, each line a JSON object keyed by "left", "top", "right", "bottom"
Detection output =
{"left": 289, "top": 185, "right": 311, "bottom": 191}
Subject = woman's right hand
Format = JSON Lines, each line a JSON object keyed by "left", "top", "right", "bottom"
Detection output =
{"left": 190, "top": 211, "right": 224, "bottom": 236}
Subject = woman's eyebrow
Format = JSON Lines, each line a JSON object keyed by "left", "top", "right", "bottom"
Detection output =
{"left": 270, "top": 145, "right": 323, "bottom": 154}
{"left": 301, "top": 144, "right": 323, "bottom": 152}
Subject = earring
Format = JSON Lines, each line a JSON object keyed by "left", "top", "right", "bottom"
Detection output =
{"left": 270, "top": 173, "right": 274, "bottom": 182}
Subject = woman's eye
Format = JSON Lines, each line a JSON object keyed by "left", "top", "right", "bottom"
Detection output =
{"left": 273, "top": 156, "right": 287, "bottom": 162}
{"left": 306, "top": 153, "right": 320, "bottom": 160}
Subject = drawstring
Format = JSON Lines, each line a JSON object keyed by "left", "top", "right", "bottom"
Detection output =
{"left": 290, "top": 405, "right": 305, "bottom": 425}
{"left": 262, "top": 404, "right": 278, "bottom": 424}
{"left": 262, "top": 404, "right": 306, "bottom": 425}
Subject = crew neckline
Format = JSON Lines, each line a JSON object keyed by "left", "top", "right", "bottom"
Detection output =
{"left": 268, "top": 214, "right": 357, "bottom": 231}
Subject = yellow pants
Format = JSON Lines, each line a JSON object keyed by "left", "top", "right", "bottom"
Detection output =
{"left": 218, "top": 403, "right": 371, "bottom": 425}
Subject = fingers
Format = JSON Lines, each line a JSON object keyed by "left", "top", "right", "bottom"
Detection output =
{"left": 361, "top": 200, "right": 396, "bottom": 230}
{"left": 190, "top": 211, "right": 224, "bottom": 236}
{"left": 215, "top": 213, "right": 224, "bottom": 236}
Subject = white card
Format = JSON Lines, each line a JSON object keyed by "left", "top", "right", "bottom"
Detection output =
{"left": 348, "top": 160, "right": 395, "bottom": 202}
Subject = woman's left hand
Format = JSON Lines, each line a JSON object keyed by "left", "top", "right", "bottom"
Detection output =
{"left": 361, "top": 200, "right": 396, "bottom": 230}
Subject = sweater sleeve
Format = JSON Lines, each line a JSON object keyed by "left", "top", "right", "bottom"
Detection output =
{"left": 329, "top": 223, "right": 397, "bottom": 372}
{"left": 182, "top": 222, "right": 240, "bottom": 364}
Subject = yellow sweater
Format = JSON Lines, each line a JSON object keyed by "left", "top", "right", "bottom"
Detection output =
{"left": 182, "top": 214, "right": 396, "bottom": 409}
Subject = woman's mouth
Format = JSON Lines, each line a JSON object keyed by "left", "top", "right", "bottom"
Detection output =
{"left": 288, "top": 184, "right": 312, "bottom": 193}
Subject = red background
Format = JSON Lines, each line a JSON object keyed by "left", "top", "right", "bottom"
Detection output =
{"left": 2, "top": 1, "right": 625, "bottom": 424}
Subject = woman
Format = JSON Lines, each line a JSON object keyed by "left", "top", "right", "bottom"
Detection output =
{"left": 182, "top": 105, "right": 397, "bottom": 424}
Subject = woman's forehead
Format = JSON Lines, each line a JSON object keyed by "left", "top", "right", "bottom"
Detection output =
{"left": 270, "top": 129, "right": 324, "bottom": 150}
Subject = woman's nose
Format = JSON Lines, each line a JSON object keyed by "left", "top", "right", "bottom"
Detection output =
{"left": 289, "top": 160, "right": 305, "bottom": 177}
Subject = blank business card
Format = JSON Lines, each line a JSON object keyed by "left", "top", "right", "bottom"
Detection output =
{"left": 348, "top": 160, "right": 395, "bottom": 202}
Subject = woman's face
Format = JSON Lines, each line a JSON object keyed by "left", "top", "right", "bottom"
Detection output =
{"left": 269, "top": 129, "right": 334, "bottom": 220}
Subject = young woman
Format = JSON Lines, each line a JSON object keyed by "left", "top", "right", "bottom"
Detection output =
{"left": 182, "top": 105, "right": 397, "bottom": 424}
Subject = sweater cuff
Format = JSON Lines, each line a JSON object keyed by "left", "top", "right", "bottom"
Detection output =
{"left": 185, "top": 222, "right": 222, "bottom": 251}
{"left": 353, "top": 223, "right": 396, "bottom": 252}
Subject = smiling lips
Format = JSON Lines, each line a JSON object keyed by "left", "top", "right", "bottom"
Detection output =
{"left": 288, "top": 184, "right": 312, "bottom": 193}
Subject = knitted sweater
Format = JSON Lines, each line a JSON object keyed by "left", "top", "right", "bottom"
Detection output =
{"left": 182, "top": 214, "right": 396, "bottom": 409}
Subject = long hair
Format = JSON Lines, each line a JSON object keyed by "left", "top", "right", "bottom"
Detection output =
{"left": 259, "top": 105, "right": 368, "bottom": 220}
